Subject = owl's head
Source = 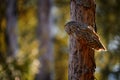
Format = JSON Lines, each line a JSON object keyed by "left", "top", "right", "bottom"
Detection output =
{"left": 65, "top": 21, "right": 80, "bottom": 35}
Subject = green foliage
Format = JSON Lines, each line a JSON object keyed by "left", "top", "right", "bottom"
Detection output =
{"left": 0, "top": 0, "right": 39, "bottom": 80}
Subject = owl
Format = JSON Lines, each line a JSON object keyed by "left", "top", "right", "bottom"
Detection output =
{"left": 65, "top": 21, "right": 106, "bottom": 51}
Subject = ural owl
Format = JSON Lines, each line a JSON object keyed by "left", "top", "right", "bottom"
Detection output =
{"left": 65, "top": 21, "right": 106, "bottom": 51}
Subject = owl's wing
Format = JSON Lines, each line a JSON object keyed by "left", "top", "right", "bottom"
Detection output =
{"left": 86, "top": 31, "right": 105, "bottom": 50}
{"left": 75, "top": 28, "right": 105, "bottom": 51}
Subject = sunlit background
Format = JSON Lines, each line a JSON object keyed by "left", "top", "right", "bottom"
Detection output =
{"left": 0, "top": 0, "right": 120, "bottom": 80}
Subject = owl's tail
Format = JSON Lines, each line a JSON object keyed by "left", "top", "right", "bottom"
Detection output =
{"left": 96, "top": 41, "right": 106, "bottom": 51}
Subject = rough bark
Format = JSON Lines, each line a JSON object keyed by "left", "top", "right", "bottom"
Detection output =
{"left": 35, "top": 0, "right": 53, "bottom": 80}
{"left": 6, "top": 0, "right": 18, "bottom": 56}
{"left": 68, "top": 0, "right": 96, "bottom": 80}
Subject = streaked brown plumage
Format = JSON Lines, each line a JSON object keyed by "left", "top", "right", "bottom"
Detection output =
{"left": 65, "top": 21, "right": 106, "bottom": 51}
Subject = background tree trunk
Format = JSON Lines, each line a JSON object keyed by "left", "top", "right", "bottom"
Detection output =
{"left": 69, "top": 0, "right": 96, "bottom": 80}
{"left": 0, "top": 0, "right": 7, "bottom": 64}
{"left": 6, "top": 0, "right": 18, "bottom": 56}
{"left": 35, "top": 0, "right": 54, "bottom": 80}
{"left": 0, "top": 0, "right": 18, "bottom": 79}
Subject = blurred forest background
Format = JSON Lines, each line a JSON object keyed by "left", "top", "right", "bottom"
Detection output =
{"left": 0, "top": 0, "right": 120, "bottom": 80}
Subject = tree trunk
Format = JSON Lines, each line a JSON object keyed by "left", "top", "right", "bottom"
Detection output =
{"left": 68, "top": 0, "right": 96, "bottom": 80}
{"left": 35, "top": 0, "right": 53, "bottom": 80}
{"left": 6, "top": 0, "right": 18, "bottom": 56}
